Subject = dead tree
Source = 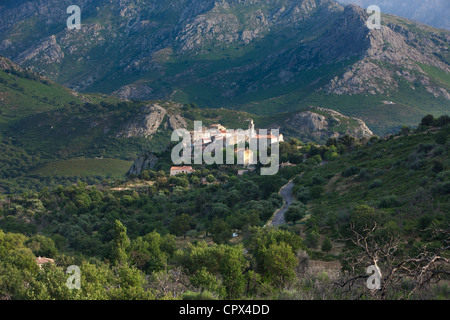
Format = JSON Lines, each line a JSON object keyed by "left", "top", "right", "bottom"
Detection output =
{"left": 334, "top": 222, "right": 449, "bottom": 300}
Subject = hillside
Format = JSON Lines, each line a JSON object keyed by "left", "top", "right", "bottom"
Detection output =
{"left": 0, "top": 116, "right": 448, "bottom": 301}
{"left": 0, "top": 0, "right": 448, "bottom": 134}
{"left": 292, "top": 117, "right": 450, "bottom": 252}
{"left": 0, "top": 54, "right": 379, "bottom": 193}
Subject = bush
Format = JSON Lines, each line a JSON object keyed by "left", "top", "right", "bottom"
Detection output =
{"left": 357, "top": 168, "right": 371, "bottom": 181}
{"left": 417, "top": 143, "right": 435, "bottom": 153}
{"left": 368, "top": 179, "right": 382, "bottom": 189}
{"left": 305, "top": 230, "right": 320, "bottom": 249}
{"left": 409, "top": 159, "right": 425, "bottom": 170}
{"left": 285, "top": 202, "right": 307, "bottom": 224}
{"left": 296, "top": 186, "right": 311, "bottom": 204}
{"left": 342, "top": 166, "right": 360, "bottom": 177}
{"left": 435, "top": 132, "right": 447, "bottom": 145}
{"left": 438, "top": 182, "right": 450, "bottom": 195}
{"left": 432, "top": 160, "right": 444, "bottom": 173}
{"left": 436, "top": 171, "right": 450, "bottom": 182}
{"left": 310, "top": 185, "right": 323, "bottom": 199}
{"left": 432, "top": 145, "right": 445, "bottom": 156}
{"left": 311, "top": 173, "right": 326, "bottom": 185}
{"left": 182, "top": 290, "right": 218, "bottom": 300}
{"left": 378, "top": 196, "right": 400, "bottom": 208}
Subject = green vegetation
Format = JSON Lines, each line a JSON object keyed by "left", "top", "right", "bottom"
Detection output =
{"left": 30, "top": 159, "right": 133, "bottom": 178}
{"left": 0, "top": 115, "right": 448, "bottom": 300}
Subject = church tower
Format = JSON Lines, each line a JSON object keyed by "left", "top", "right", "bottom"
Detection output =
{"left": 248, "top": 119, "right": 256, "bottom": 137}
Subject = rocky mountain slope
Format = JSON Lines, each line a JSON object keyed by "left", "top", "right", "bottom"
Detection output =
{"left": 338, "top": 0, "right": 450, "bottom": 30}
{"left": 117, "top": 103, "right": 187, "bottom": 139}
{"left": 1, "top": 55, "right": 373, "bottom": 163}
{"left": 276, "top": 107, "right": 373, "bottom": 142}
{"left": 0, "top": 54, "right": 379, "bottom": 193}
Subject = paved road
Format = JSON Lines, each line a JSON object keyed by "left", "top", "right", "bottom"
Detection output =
{"left": 271, "top": 179, "right": 296, "bottom": 227}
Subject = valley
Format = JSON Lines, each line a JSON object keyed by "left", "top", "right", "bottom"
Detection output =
{"left": 0, "top": 0, "right": 448, "bottom": 304}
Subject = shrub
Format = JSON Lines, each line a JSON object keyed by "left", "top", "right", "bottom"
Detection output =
{"left": 368, "top": 179, "right": 382, "bottom": 189}
{"left": 378, "top": 196, "right": 400, "bottom": 208}
{"left": 342, "top": 166, "right": 360, "bottom": 177}
{"left": 435, "top": 132, "right": 447, "bottom": 145}
{"left": 296, "top": 186, "right": 311, "bottom": 204}
{"left": 417, "top": 143, "right": 435, "bottom": 153}
{"left": 372, "top": 152, "right": 383, "bottom": 159}
{"left": 311, "top": 173, "right": 326, "bottom": 185}
{"left": 409, "top": 159, "right": 425, "bottom": 170}
{"left": 357, "top": 168, "right": 371, "bottom": 181}
{"left": 436, "top": 171, "right": 450, "bottom": 182}
{"left": 310, "top": 185, "right": 323, "bottom": 199}
{"left": 432, "top": 145, "right": 445, "bottom": 156}
{"left": 432, "top": 160, "right": 444, "bottom": 173}
{"left": 182, "top": 290, "right": 218, "bottom": 300}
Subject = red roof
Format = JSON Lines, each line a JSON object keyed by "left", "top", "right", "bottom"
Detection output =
{"left": 36, "top": 257, "right": 55, "bottom": 265}
{"left": 170, "top": 166, "right": 194, "bottom": 171}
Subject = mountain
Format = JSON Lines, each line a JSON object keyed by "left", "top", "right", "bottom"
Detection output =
{"left": 0, "top": 0, "right": 449, "bottom": 135}
{"left": 0, "top": 55, "right": 378, "bottom": 193}
{"left": 338, "top": 0, "right": 450, "bottom": 30}
{"left": 278, "top": 107, "right": 373, "bottom": 142}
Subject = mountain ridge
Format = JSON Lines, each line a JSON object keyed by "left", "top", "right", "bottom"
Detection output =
{"left": 0, "top": 0, "right": 449, "bottom": 134}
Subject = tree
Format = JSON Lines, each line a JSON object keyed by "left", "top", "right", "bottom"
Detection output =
{"left": 190, "top": 267, "right": 224, "bottom": 297}
{"left": 435, "top": 131, "right": 447, "bottom": 145}
{"left": 421, "top": 114, "right": 435, "bottom": 127}
{"left": 289, "top": 152, "right": 304, "bottom": 164}
{"left": 349, "top": 205, "right": 381, "bottom": 234}
{"left": 335, "top": 223, "right": 450, "bottom": 300}
{"left": 170, "top": 214, "right": 191, "bottom": 239}
{"left": 262, "top": 242, "right": 297, "bottom": 286}
{"left": 285, "top": 202, "right": 307, "bottom": 224}
{"left": 305, "top": 229, "right": 320, "bottom": 249}
{"left": 321, "top": 236, "right": 332, "bottom": 254}
{"left": 25, "top": 235, "right": 57, "bottom": 257}
{"left": 111, "top": 220, "right": 130, "bottom": 266}
{"left": 218, "top": 245, "right": 247, "bottom": 299}
{"left": 400, "top": 125, "right": 411, "bottom": 135}
{"left": 211, "top": 219, "right": 232, "bottom": 244}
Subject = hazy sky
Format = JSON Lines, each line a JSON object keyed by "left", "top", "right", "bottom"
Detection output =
{"left": 338, "top": 0, "right": 450, "bottom": 30}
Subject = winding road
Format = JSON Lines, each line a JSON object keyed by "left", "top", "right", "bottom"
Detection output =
{"left": 269, "top": 174, "right": 302, "bottom": 227}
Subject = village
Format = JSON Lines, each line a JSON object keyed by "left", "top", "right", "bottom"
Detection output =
{"left": 170, "top": 119, "right": 289, "bottom": 176}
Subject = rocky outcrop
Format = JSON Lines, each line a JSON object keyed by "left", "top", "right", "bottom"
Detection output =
{"left": 127, "top": 152, "right": 158, "bottom": 176}
{"left": 17, "top": 35, "right": 64, "bottom": 65}
{"left": 118, "top": 104, "right": 167, "bottom": 138}
{"left": 117, "top": 103, "right": 188, "bottom": 138}
{"left": 0, "top": 56, "right": 23, "bottom": 72}
{"left": 168, "top": 113, "right": 188, "bottom": 131}
{"left": 290, "top": 111, "right": 330, "bottom": 134}
{"left": 113, "top": 84, "right": 155, "bottom": 101}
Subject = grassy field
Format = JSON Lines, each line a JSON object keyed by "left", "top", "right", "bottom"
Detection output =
{"left": 30, "top": 158, "right": 133, "bottom": 177}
